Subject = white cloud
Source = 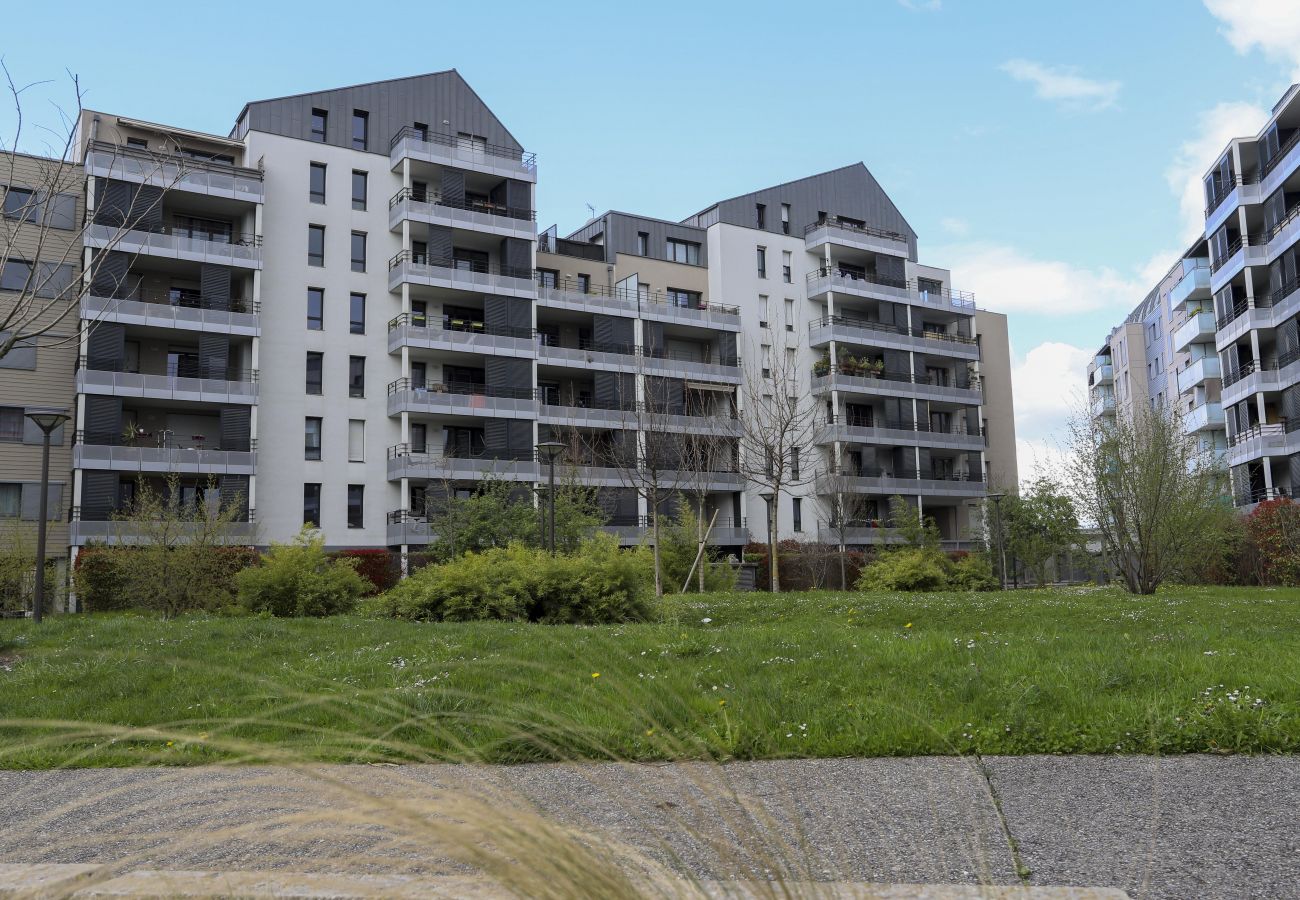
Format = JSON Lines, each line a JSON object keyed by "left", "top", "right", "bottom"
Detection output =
{"left": 939, "top": 217, "right": 969, "bottom": 237}
{"left": 1164, "top": 101, "right": 1269, "bottom": 241}
{"left": 1204, "top": 0, "right": 1300, "bottom": 78}
{"left": 1008, "top": 342, "right": 1092, "bottom": 487}
{"left": 1016, "top": 438, "right": 1073, "bottom": 487}
{"left": 926, "top": 242, "right": 1145, "bottom": 315}
{"left": 999, "top": 59, "right": 1121, "bottom": 111}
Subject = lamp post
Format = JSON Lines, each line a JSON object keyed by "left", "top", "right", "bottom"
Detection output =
{"left": 760, "top": 491, "right": 776, "bottom": 592}
{"left": 24, "top": 407, "right": 70, "bottom": 623}
{"left": 986, "top": 492, "right": 1007, "bottom": 592}
{"left": 536, "top": 441, "right": 565, "bottom": 555}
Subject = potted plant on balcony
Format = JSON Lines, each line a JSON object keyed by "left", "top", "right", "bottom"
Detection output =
{"left": 812, "top": 356, "right": 831, "bottom": 377}
{"left": 864, "top": 358, "right": 885, "bottom": 377}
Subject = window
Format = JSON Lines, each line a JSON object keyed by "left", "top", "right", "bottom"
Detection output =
{"left": 310, "top": 109, "right": 327, "bottom": 142}
{"left": 305, "top": 352, "right": 323, "bottom": 395}
{"left": 537, "top": 268, "right": 558, "bottom": 289}
{"left": 667, "top": 288, "right": 699, "bottom": 308}
{"left": 347, "top": 485, "right": 364, "bottom": 528}
{"left": 126, "top": 137, "right": 148, "bottom": 149}
{"left": 666, "top": 238, "right": 700, "bottom": 265}
{"left": 759, "top": 295, "right": 769, "bottom": 328}
{"left": 785, "top": 297, "right": 795, "bottom": 331}
{"left": 349, "top": 292, "right": 366, "bottom": 334}
{"left": 0, "top": 483, "right": 19, "bottom": 518}
{"left": 308, "top": 225, "right": 325, "bottom": 266}
{"left": 304, "top": 417, "right": 322, "bottom": 460}
{"left": 303, "top": 483, "right": 321, "bottom": 527}
{"left": 577, "top": 273, "right": 590, "bottom": 294}
{"left": 352, "top": 110, "right": 369, "bottom": 150}
{"left": 761, "top": 344, "right": 772, "bottom": 379}
{"left": 792, "top": 498, "right": 803, "bottom": 533}
{"left": 791, "top": 448, "right": 800, "bottom": 481}
{"left": 348, "top": 420, "right": 365, "bottom": 462}
{"left": 410, "top": 422, "right": 427, "bottom": 453}
{"left": 757, "top": 246, "right": 767, "bottom": 278}
{"left": 0, "top": 407, "right": 22, "bottom": 442}
{"left": 413, "top": 121, "right": 429, "bottom": 141}
{"left": 756, "top": 203, "right": 766, "bottom": 229}
{"left": 350, "top": 231, "right": 366, "bottom": 272}
{"left": 782, "top": 251, "right": 792, "bottom": 283}
{"left": 348, "top": 356, "right": 365, "bottom": 398}
{"left": 306, "top": 288, "right": 323, "bottom": 330}
{"left": 2, "top": 186, "right": 34, "bottom": 222}
{"left": 351, "top": 170, "right": 367, "bottom": 210}
{"left": 637, "top": 232, "right": 649, "bottom": 255}
{"left": 780, "top": 203, "right": 790, "bottom": 234}
{"left": 309, "top": 163, "right": 326, "bottom": 204}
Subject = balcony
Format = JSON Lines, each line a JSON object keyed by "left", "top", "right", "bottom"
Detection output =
{"left": 388, "top": 250, "right": 535, "bottom": 299}
{"left": 1235, "top": 485, "right": 1293, "bottom": 508}
{"left": 817, "top": 418, "right": 986, "bottom": 452}
{"left": 386, "top": 378, "right": 536, "bottom": 419}
{"left": 76, "top": 358, "right": 258, "bottom": 405}
{"left": 73, "top": 432, "right": 256, "bottom": 475}
{"left": 1176, "top": 357, "right": 1222, "bottom": 394}
{"left": 70, "top": 506, "right": 256, "bottom": 546}
{"left": 387, "top": 509, "right": 436, "bottom": 546}
{"left": 1210, "top": 237, "right": 1267, "bottom": 291}
{"left": 817, "top": 522, "right": 906, "bottom": 547}
{"left": 1183, "top": 402, "right": 1225, "bottom": 433}
{"left": 1228, "top": 422, "right": 1296, "bottom": 466}
{"left": 1222, "top": 359, "right": 1285, "bottom": 406}
{"left": 1090, "top": 363, "right": 1114, "bottom": 385}
{"left": 81, "top": 289, "right": 259, "bottom": 336}
{"left": 388, "top": 187, "right": 536, "bottom": 241}
{"left": 537, "top": 341, "right": 742, "bottom": 383}
{"left": 1204, "top": 175, "right": 1261, "bottom": 231}
{"left": 1091, "top": 394, "right": 1116, "bottom": 418}
{"left": 537, "top": 398, "right": 742, "bottom": 436}
{"left": 806, "top": 267, "right": 977, "bottom": 311}
{"left": 811, "top": 367, "right": 982, "bottom": 406}
{"left": 84, "top": 140, "right": 264, "bottom": 203}
{"left": 1172, "top": 311, "right": 1217, "bottom": 352}
{"left": 1169, "top": 262, "right": 1211, "bottom": 310}
{"left": 386, "top": 445, "right": 537, "bottom": 482}
{"left": 389, "top": 126, "right": 537, "bottom": 183}
{"left": 808, "top": 316, "right": 980, "bottom": 360}
{"left": 84, "top": 223, "right": 262, "bottom": 269}
{"left": 804, "top": 218, "right": 909, "bottom": 257}
{"left": 815, "top": 468, "right": 987, "bottom": 498}
{"left": 535, "top": 277, "right": 741, "bottom": 330}
{"left": 641, "top": 346, "right": 742, "bottom": 383}
{"left": 387, "top": 313, "right": 537, "bottom": 358}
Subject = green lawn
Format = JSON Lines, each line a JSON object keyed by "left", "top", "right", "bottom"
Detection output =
{"left": 1, "top": 585, "right": 1298, "bottom": 768}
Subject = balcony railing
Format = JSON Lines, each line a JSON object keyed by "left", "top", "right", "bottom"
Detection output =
{"left": 537, "top": 233, "right": 605, "bottom": 260}
{"left": 825, "top": 414, "right": 982, "bottom": 438}
{"left": 389, "top": 126, "right": 536, "bottom": 171}
{"left": 87, "top": 286, "right": 258, "bottom": 315}
{"left": 386, "top": 378, "right": 535, "bottom": 400}
{"left": 1222, "top": 358, "right": 1280, "bottom": 388}
{"left": 389, "top": 186, "right": 535, "bottom": 222}
{"left": 387, "top": 312, "right": 534, "bottom": 341}
{"left": 77, "top": 356, "right": 258, "bottom": 384}
{"left": 536, "top": 275, "right": 741, "bottom": 317}
{"left": 1229, "top": 421, "right": 1288, "bottom": 447}
{"left": 84, "top": 140, "right": 264, "bottom": 201}
{"left": 387, "top": 249, "right": 534, "bottom": 282}
{"left": 803, "top": 217, "right": 909, "bottom": 245}
{"left": 1204, "top": 174, "right": 1257, "bottom": 219}
{"left": 74, "top": 430, "right": 254, "bottom": 452}
{"left": 1236, "top": 486, "right": 1293, "bottom": 506}
{"left": 1260, "top": 129, "right": 1300, "bottom": 180}
{"left": 807, "top": 267, "right": 977, "bottom": 310}
{"left": 811, "top": 315, "right": 978, "bottom": 345}
{"left": 87, "top": 223, "right": 263, "bottom": 266}
{"left": 814, "top": 364, "right": 980, "bottom": 392}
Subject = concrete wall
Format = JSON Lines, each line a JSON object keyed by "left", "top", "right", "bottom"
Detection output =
{"left": 975, "top": 310, "right": 1018, "bottom": 491}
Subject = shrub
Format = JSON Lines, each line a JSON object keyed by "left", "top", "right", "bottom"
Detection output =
{"left": 330, "top": 549, "right": 399, "bottom": 594}
{"left": 73, "top": 546, "right": 130, "bottom": 612}
{"left": 657, "top": 505, "right": 738, "bottom": 593}
{"left": 948, "top": 552, "right": 998, "bottom": 591}
{"left": 76, "top": 544, "right": 257, "bottom": 616}
{"left": 857, "top": 548, "right": 951, "bottom": 592}
{"left": 378, "top": 536, "right": 654, "bottom": 624}
{"left": 235, "top": 529, "right": 368, "bottom": 617}
{"left": 1244, "top": 499, "right": 1300, "bottom": 586}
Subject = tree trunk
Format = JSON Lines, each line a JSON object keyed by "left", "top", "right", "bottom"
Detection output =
{"left": 697, "top": 500, "right": 706, "bottom": 592}
{"left": 768, "top": 500, "right": 780, "bottom": 592}
{"left": 839, "top": 540, "right": 847, "bottom": 589}
{"left": 652, "top": 507, "right": 663, "bottom": 597}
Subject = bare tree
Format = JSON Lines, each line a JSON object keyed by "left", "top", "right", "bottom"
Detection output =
{"left": 737, "top": 347, "right": 819, "bottom": 591}
{"left": 818, "top": 449, "right": 875, "bottom": 589}
{"left": 678, "top": 425, "right": 737, "bottom": 591}
{"left": 2, "top": 63, "right": 185, "bottom": 360}
{"left": 1066, "top": 403, "right": 1224, "bottom": 595}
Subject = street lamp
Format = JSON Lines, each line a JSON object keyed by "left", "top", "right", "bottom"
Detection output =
{"left": 24, "top": 407, "right": 70, "bottom": 623}
{"left": 760, "top": 491, "right": 776, "bottom": 592}
{"left": 986, "top": 492, "right": 1007, "bottom": 592}
{"left": 536, "top": 441, "right": 565, "bottom": 555}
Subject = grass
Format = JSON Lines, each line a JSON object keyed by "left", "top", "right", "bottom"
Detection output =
{"left": 0, "top": 585, "right": 1298, "bottom": 768}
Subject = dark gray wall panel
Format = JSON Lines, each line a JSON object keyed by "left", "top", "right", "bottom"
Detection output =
{"left": 201, "top": 264, "right": 232, "bottom": 311}
{"left": 86, "top": 323, "right": 124, "bottom": 369}
{"left": 220, "top": 407, "right": 251, "bottom": 451}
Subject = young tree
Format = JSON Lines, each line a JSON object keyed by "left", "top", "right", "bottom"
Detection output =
{"left": 678, "top": 428, "right": 737, "bottom": 591}
{"left": 737, "top": 348, "right": 819, "bottom": 591}
{"left": 999, "top": 477, "right": 1080, "bottom": 586}
{"left": 818, "top": 449, "right": 875, "bottom": 589}
{"left": 422, "top": 476, "right": 601, "bottom": 561}
{"left": 1067, "top": 404, "right": 1224, "bottom": 595}
{"left": 2, "top": 64, "right": 184, "bottom": 360}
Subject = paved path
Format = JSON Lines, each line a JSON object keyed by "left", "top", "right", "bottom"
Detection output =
{"left": 0, "top": 756, "right": 1294, "bottom": 899}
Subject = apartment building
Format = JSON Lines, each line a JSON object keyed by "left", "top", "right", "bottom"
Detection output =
{"left": 1202, "top": 84, "right": 1300, "bottom": 507}
{"left": 0, "top": 153, "right": 80, "bottom": 568}
{"left": 1087, "top": 242, "right": 1229, "bottom": 467}
{"left": 6, "top": 70, "right": 1017, "bottom": 560}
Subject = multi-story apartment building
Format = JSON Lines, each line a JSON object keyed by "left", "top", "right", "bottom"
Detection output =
{"left": 0, "top": 153, "right": 80, "bottom": 573}
{"left": 4, "top": 70, "right": 1018, "bottom": 564}
{"left": 1202, "top": 84, "right": 1300, "bottom": 507}
{"left": 1087, "top": 241, "right": 1228, "bottom": 466}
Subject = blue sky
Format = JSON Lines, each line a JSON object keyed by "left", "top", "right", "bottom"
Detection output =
{"left": 3, "top": 0, "right": 1298, "bottom": 475}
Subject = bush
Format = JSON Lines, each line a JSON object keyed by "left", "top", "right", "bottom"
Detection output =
{"left": 1244, "top": 499, "right": 1300, "bottom": 586}
{"left": 949, "top": 552, "right": 998, "bottom": 591}
{"left": 73, "top": 547, "right": 130, "bottom": 612}
{"left": 857, "top": 548, "right": 951, "bottom": 592}
{"left": 235, "top": 529, "right": 369, "bottom": 617}
{"left": 377, "top": 536, "right": 654, "bottom": 624}
{"left": 330, "top": 549, "right": 399, "bottom": 594}
{"left": 76, "top": 544, "right": 257, "bottom": 616}
{"left": 657, "top": 505, "right": 738, "bottom": 593}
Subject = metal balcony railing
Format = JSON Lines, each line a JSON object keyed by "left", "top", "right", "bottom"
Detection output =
{"left": 1204, "top": 174, "right": 1258, "bottom": 219}
{"left": 389, "top": 126, "right": 537, "bottom": 170}
{"left": 387, "top": 311, "right": 534, "bottom": 340}
{"left": 1222, "top": 358, "right": 1280, "bottom": 388}
{"left": 812, "top": 315, "right": 979, "bottom": 345}
{"left": 74, "top": 430, "right": 256, "bottom": 452}
{"left": 1228, "top": 421, "right": 1288, "bottom": 447}
{"left": 804, "top": 217, "right": 909, "bottom": 245}
{"left": 71, "top": 505, "right": 256, "bottom": 524}
{"left": 386, "top": 378, "right": 535, "bottom": 400}
{"left": 387, "top": 443, "right": 535, "bottom": 462}
{"left": 807, "top": 267, "right": 977, "bottom": 309}
{"left": 537, "top": 275, "right": 741, "bottom": 316}
{"left": 387, "top": 249, "right": 534, "bottom": 281}
{"left": 825, "top": 414, "right": 982, "bottom": 437}
{"left": 89, "top": 286, "right": 258, "bottom": 315}
{"left": 815, "top": 364, "right": 980, "bottom": 392}
{"left": 76, "top": 356, "right": 258, "bottom": 383}
{"left": 389, "top": 186, "right": 535, "bottom": 222}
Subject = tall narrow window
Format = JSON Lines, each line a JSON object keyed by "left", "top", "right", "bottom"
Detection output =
{"left": 352, "top": 110, "right": 369, "bottom": 150}
{"left": 759, "top": 294, "right": 770, "bottom": 327}
{"left": 309, "top": 162, "right": 326, "bottom": 204}
{"left": 351, "top": 170, "right": 367, "bottom": 210}
{"left": 791, "top": 447, "right": 800, "bottom": 480}
{"left": 637, "top": 232, "right": 649, "bottom": 255}
{"left": 782, "top": 250, "right": 792, "bottom": 283}
{"left": 780, "top": 203, "right": 790, "bottom": 234}
{"left": 413, "top": 121, "right": 429, "bottom": 141}
{"left": 347, "top": 484, "right": 364, "bottom": 529}
{"left": 792, "top": 497, "right": 803, "bottom": 533}
{"left": 304, "top": 417, "right": 322, "bottom": 460}
{"left": 348, "top": 356, "right": 365, "bottom": 398}
{"left": 306, "top": 287, "right": 323, "bottom": 330}
{"left": 303, "top": 483, "right": 321, "bottom": 527}
{"left": 785, "top": 297, "right": 795, "bottom": 331}
{"left": 348, "top": 420, "right": 365, "bottom": 462}
{"left": 350, "top": 231, "right": 366, "bottom": 273}
{"left": 349, "top": 292, "right": 366, "bottom": 334}
{"left": 305, "top": 352, "right": 323, "bottom": 395}
{"left": 756, "top": 246, "right": 767, "bottom": 278}
{"left": 310, "top": 109, "right": 327, "bottom": 142}
{"left": 308, "top": 225, "right": 325, "bottom": 266}
{"left": 756, "top": 203, "right": 766, "bottom": 228}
